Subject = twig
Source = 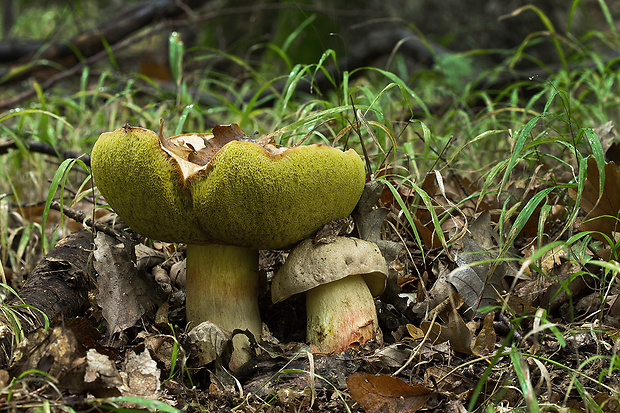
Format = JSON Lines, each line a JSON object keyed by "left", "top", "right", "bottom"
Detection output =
{"left": 0, "top": 137, "right": 90, "bottom": 165}
{"left": 49, "top": 200, "right": 125, "bottom": 240}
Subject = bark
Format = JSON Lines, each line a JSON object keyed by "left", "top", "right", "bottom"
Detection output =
{"left": 0, "top": 230, "right": 94, "bottom": 367}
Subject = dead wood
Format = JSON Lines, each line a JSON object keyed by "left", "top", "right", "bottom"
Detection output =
{"left": 0, "top": 136, "right": 90, "bottom": 165}
{"left": 0, "top": 229, "right": 94, "bottom": 367}
{"left": 0, "top": 0, "right": 209, "bottom": 85}
{"left": 0, "top": 39, "right": 43, "bottom": 63}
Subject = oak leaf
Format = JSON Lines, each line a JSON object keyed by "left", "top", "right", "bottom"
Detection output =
{"left": 346, "top": 373, "right": 431, "bottom": 413}
{"left": 569, "top": 158, "right": 620, "bottom": 244}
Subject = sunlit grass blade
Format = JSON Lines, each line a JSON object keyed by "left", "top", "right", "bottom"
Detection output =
{"left": 175, "top": 105, "right": 194, "bottom": 135}
{"left": 41, "top": 158, "right": 89, "bottom": 253}
{"left": 95, "top": 396, "right": 180, "bottom": 413}
{"left": 510, "top": 347, "right": 540, "bottom": 413}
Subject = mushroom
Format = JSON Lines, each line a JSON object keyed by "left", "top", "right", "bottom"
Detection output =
{"left": 90, "top": 123, "right": 365, "bottom": 368}
{"left": 271, "top": 236, "right": 388, "bottom": 353}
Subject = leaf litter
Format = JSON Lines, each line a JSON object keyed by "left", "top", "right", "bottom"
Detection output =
{"left": 4, "top": 127, "right": 620, "bottom": 412}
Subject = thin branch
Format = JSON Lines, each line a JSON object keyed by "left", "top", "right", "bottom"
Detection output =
{"left": 49, "top": 200, "right": 126, "bottom": 241}
{"left": 0, "top": 137, "right": 90, "bottom": 164}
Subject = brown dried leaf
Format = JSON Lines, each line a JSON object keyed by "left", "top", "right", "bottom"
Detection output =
{"left": 10, "top": 325, "right": 80, "bottom": 380}
{"left": 608, "top": 294, "right": 620, "bottom": 317}
{"left": 346, "top": 373, "right": 431, "bottom": 413}
{"left": 213, "top": 123, "right": 249, "bottom": 142}
{"left": 444, "top": 306, "right": 473, "bottom": 355}
{"left": 448, "top": 213, "right": 510, "bottom": 318}
{"left": 419, "top": 320, "right": 445, "bottom": 344}
{"left": 94, "top": 233, "right": 159, "bottom": 335}
{"left": 145, "top": 335, "right": 183, "bottom": 371}
{"left": 188, "top": 124, "right": 249, "bottom": 165}
{"left": 84, "top": 348, "right": 123, "bottom": 389}
{"left": 121, "top": 349, "right": 161, "bottom": 397}
{"left": 569, "top": 157, "right": 620, "bottom": 244}
{"left": 188, "top": 321, "right": 233, "bottom": 366}
{"left": 406, "top": 324, "right": 426, "bottom": 340}
{"left": 472, "top": 311, "right": 496, "bottom": 356}
{"left": 368, "top": 343, "right": 416, "bottom": 369}
{"left": 162, "top": 123, "right": 248, "bottom": 167}
{"left": 595, "top": 121, "right": 616, "bottom": 155}
{"left": 313, "top": 218, "right": 353, "bottom": 245}
{"left": 418, "top": 294, "right": 473, "bottom": 355}
{"left": 424, "top": 365, "right": 469, "bottom": 394}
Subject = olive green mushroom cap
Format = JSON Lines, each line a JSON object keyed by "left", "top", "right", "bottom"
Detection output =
{"left": 90, "top": 124, "right": 366, "bottom": 250}
{"left": 271, "top": 237, "right": 388, "bottom": 303}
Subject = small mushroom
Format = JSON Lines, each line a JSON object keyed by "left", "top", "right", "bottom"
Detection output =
{"left": 90, "top": 123, "right": 365, "bottom": 368}
{"left": 271, "top": 237, "right": 387, "bottom": 353}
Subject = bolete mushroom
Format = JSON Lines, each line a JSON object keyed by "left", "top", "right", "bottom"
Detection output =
{"left": 271, "top": 236, "right": 387, "bottom": 353}
{"left": 90, "top": 123, "right": 365, "bottom": 367}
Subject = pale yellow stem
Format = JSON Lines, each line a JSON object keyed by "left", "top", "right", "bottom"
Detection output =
{"left": 186, "top": 243, "right": 261, "bottom": 369}
{"left": 306, "top": 275, "right": 379, "bottom": 353}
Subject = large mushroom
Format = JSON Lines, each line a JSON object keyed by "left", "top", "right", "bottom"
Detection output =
{"left": 271, "top": 236, "right": 387, "bottom": 353}
{"left": 90, "top": 123, "right": 365, "bottom": 368}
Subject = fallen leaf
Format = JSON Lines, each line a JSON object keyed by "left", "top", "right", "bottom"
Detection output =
{"left": 418, "top": 295, "right": 497, "bottom": 355}
{"left": 162, "top": 123, "right": 247, "bottom": 167}
{"left": 368, "top": 343, "right": 416, "bottom": 369}
{"left": 569, "top": 157, "right": 620, "bottom": 244}
{"left": 145, "top": 334, "right": 184, "bottom": 372}
{"left": 170, "top": 259, "right": 186, "bottom": 287}
{"left": 419, "top": 320, "right": 445, "bottom": 345}
{"left": 406, "top": 324, "right": 426, "bottom": 340}
{"left": 608, "top": 294, "right": 620, "bottom": 317}
{"left": 84, "top": 348, "right": 123, "bottom": 389}
{"left": 424, "top": 298, "right": 473, "bottom": 355}
{"left": 346, "top": 373, "right": 431, "bottom": 413}
{"left": 592, "top": 392, "right": 620, "bottom": 412}
{"left": 594, "top": 121, "right": 617, "bottom": 160}
{"left": 10, "top": 325, "right": 80, "bottom": 380}
{"left": 189, "top": 124, "right": 248, "bottom": 165}
{"left": 448, "top": 218, "right": 507, "bottom": 318}
{"left": 134, "top": 243, "right": 165, "bottom": 272}
{"left": 188, "top": 321, "right": 233, "bottom": 366}
{"left": 94, "top": 232, "right": 159, "bottom": 335}
{"left": 120, "top": 349, "right": 161, "bottom": 397}
{"left": 313, "top": 218, "right": 353, "bottom": 244}
{"left": 424, "top": 365, "right": 470, "bottom": 394}
{"left": 472, "top": 311, "right": 496, "bottom": 356}
{"left": 444, "top": 306, "right": 473, "bottom": 355}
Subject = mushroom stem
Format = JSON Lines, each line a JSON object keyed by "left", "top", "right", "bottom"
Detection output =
{"left": 305, "top": 274, "right": 379, "bottom": 353}
{"left": 185, "top": 243, "right": 261, "bottom": 368}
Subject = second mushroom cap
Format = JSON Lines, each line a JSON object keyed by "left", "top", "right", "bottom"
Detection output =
{"left": 271, "top": 237, "right": 388, "bottom": 303}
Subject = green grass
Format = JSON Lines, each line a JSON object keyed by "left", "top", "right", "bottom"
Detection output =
{"left": 0, "top": 0, "right": 620, "bottom": 411}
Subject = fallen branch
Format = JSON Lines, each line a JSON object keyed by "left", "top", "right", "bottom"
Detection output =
{"left": 0, "top": 230, "right": 94, "bottom": 367}
{"left": 0, "top": 137, "right": 90, "bottom": 164}
{"left": 49, "top": 200, "right": 123, "bottom": 240}
{"left": 0, "top": 19, "right": 171, "bottom": 111}
{"left": 0, "top": 0, "right": 208, "bottom": 85}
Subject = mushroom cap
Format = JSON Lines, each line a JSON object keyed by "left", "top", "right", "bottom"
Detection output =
{"left": 90, "top": 124, "right": 365, "bottom": 250}
{"left": 271, "top": 237, "right": 388, "bottom": 303}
